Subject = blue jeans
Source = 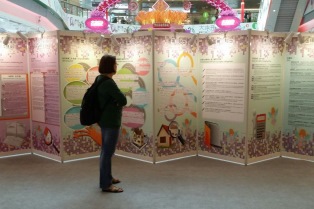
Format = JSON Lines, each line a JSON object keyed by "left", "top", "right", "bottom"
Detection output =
{"left": 99, "top": 127, "right": 120, "bottom": 189}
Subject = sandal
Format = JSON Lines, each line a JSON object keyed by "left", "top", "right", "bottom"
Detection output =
{"left": 102, "top": 185, "right": 123, "bottom": 193}
{"left": 112, "top": 178, "right": 121, "bottom": 184}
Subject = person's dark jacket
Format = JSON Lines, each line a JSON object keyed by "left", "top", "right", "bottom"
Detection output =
{"left": 97, "top": 75, "right": 127, "bottom": 128}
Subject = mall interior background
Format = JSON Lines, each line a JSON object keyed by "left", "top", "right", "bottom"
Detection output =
{"left": 1, "top": 0, "right": 314, "bottom": 34}
{"left": 61, "top": 0, "right": 260, "bottom": 24}
{"left": 0, "top": 0, "right": 262, "bottom": 33}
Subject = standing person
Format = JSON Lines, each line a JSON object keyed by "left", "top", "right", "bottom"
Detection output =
{"left": 111, "top": 17, "right": 118, "bottom": 23}
{"left": 97, "top": 55, "right": 127, "bottom": 193}
{"left": 121, "top": 17, "right": 127, "bottom": 24}
{"left": 247, "top": 12, "right": 252, "bottom": 22}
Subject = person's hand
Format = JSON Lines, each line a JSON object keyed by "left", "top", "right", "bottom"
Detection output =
{"left": 73, "top": 126, "right": 102, "bottom": 145}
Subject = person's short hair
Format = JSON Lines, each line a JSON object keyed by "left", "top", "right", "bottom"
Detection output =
{"left": 98, "top": 54, "right": 116, "bottom": 74}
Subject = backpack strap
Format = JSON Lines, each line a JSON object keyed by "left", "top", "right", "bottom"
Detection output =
{"left": 95, "top": 75, "right": 110, "bottom": 86}
{"left": 95, "top": 75, "right": 110, "bottom": 112}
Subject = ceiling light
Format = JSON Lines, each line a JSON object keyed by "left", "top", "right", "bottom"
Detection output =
{"left": 96, "top": 35, "right": 104, "bottom": 46}
{"left": 3, "top": 35, "right": 10, "bottom": 45}
{"left": 284, "top": 32, "right": 294, "bottom": 44}
{"left": 110, "top": 34, "right": 119, "bottom": 46}
{"left": 207, "top": 37, "right": 215, "bottom": 45}
{"left": 266, "top": 30, "right": 269, "bottom": 39}
{"left": 189, "top": 34, "right": 197, "bottom": 46}
{"left": 16, "top": 31, "right": 28, "bottom": 41}
{"left": 298, "top": 33, "right": 305, "bottom": 44}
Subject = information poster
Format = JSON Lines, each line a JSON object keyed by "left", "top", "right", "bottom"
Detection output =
{"left": 111, "top": 32, "right": 154, "bottom": 162}
{"left": 247, "top": 31, "right": 284, "bottom": 163}
{"left": 198, "top": 31, "right": 249, "bottom": 164}
{"left": 202, "top": 63, "right": 245, "bottom": 122}
{"left": 29, "top": 32, "right": 61, "bottom": 159}
{"left": 154, "top": 31, "right": 198, "bottom": 162}
{"left": 1, "top": 74, "right": 28, "bottom": 117}
{"left": 31, "top": 72, "right": 45, "bottom": 122}
{"left": 0, "top": 34, "right": 31, "bottom": 155}
{"left": 59, "top": 31, "right": 111, "bottom": 160}
{"left": 283, "top": 33, "right": 314, "bottom": 159}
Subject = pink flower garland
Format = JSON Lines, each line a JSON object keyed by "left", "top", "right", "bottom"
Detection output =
{"left": 220, "top": 9, "right": 237, "bottom": 17}
{"left": 202, "top": 0, "right": 232, "bottom": 11}
{"left": 90, "top": 0, "right": 121, "bottom": 17}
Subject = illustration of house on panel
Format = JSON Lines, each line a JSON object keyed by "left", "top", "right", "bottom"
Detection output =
{"left": 157, "top": 125, "right": 172, "bottom": 148}
{"left": 132, "top": 128, "right": 146, "bottom": 149}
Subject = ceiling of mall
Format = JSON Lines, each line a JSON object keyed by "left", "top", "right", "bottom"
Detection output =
{"left": 0, "top": 12, "right": 44, "bottom": 33}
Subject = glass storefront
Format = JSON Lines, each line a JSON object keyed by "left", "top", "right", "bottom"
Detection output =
{"left": 60, "top": 1, "right": 91, "bottom": 18}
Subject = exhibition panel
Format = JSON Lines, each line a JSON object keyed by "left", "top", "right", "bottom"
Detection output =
{"left": 198, "top": 31, "right": 249, "bottom": 164}
{"left": 0, "top": 33, "right": 31, "bottom": 157}
{"left": 154, "top": 31, "right": 199, "bottom": 162}
{"left": 283, "top": 32, "right": 314, "bottom": 160}
{"left": 29, "top": 31, "right": 61, "bottom": 161}
{"left": 0, "top": 30, "right": 313, "bottom": 164}
{"left": 247, "top": 30, "right": 285, "bottom": 164}
{"left": 58, "top": 31, "right": 105, "bottom": 161}
{"left": 112, "top": 31, "right": 154, "bottom": 162}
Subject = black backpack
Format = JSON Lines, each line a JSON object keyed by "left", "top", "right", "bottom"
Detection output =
{"left": 80, "top": 75, "right": 109, "bottom": 126}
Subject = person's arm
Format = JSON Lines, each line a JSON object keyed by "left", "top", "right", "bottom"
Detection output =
{"left": 108, "top": 80, "right": 127, "bottom": 106}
